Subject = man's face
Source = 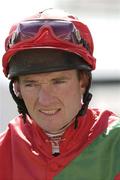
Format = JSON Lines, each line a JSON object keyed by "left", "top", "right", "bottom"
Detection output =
{"left": 15, "top": 70, "right": 86, "bottom": 133}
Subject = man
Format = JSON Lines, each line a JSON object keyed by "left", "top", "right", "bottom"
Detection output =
{"left": 0, "top": 8, "right": 120, "bottom": 180}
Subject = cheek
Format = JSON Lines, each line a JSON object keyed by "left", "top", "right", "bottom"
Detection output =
{"left": 62, "top": 92, "right": 81, "bottom": 122}
{"left": 68, "top": 88, "right": 82, "bottom": 108}
{"left": 20, "top": 89, "right": 36, "bottom": 110}
{"left": 60, "top": 85, "right": 82, "bottom": 112}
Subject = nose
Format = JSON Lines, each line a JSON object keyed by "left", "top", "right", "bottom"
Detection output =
{"left": 38, "top": 85, "right": 56, "bottom": 106}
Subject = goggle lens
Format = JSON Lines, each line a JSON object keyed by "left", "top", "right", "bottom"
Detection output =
{"left": 8, "top": 20, "right": 89, "bottom": 51}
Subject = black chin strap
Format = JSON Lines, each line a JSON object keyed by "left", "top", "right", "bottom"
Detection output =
{"left": 74, "top": 92, "right": 92, "bottom": 129}
{"left": 9, "top": 80, "right": 28, "bottom": 123}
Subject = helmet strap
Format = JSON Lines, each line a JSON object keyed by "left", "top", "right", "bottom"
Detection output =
{"left": 9, "top": 80, "right": 28, "bottom": 123}
{"left": 74, "top": 72, "right": 92, "bottom": 129}
{"left": 74, "top": 92, "right": 92, "bottom": 129}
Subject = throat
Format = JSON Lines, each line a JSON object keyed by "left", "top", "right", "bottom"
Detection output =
{"left": 45, "top": 130, "right": 64, "bottom": 156}
{"left": 45, "top": 119, "right": 75, "bottom": 156}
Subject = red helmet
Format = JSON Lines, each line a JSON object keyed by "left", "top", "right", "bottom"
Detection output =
{"left": 2, "top": 8, "right": 96, "bottom": 78}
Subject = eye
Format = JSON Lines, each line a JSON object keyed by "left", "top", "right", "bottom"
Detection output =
{"left": 24, "top": 82, "right": 39, "bottom": 87}
{"left": 25, "top": 83, "right": 33, "bottom": 87}
{"left": 53, "top": 79, "right": 67, "bottom": 84}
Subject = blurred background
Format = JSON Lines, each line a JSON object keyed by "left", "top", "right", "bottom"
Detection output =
{"left": 0, "top": 0, "right": 120, "bottom": 132}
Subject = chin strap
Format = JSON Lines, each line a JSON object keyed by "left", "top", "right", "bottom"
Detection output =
{"left": 74, "top": 92, "right": 92, "bottom": 129}
{"left": 9, "top": 80, "right": 28, "bottom": 123}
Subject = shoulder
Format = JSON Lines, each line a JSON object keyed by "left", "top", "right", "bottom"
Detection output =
{"left": 88, "top": 108, "right": 120, "bottom": 123}
{"left": 88, "top": 108, "right": 120, "bottom": 135}
{"left": 0, "top": 115, "right": 23, "bottom": 145}
{"left": 0, "top": 116, "right": 23, "bottom": 178}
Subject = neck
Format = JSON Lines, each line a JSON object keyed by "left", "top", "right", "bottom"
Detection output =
{"left": 45, "top": 118, "right": 75, "bottom": 135}
{"left": 44, "top": 119, "right": 75, "bottom": 156}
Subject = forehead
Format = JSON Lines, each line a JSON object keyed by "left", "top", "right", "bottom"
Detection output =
{"left": 19, "top": 69, "right": 77, "bottom": 81}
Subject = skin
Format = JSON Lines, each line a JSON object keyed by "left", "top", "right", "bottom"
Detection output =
{"left": 14, "top": 70, "right": 87, "bottom": 133}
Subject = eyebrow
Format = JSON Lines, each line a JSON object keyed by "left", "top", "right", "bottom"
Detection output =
{"left": 20, "top": 74, "right": 71, "bottom": 84}
{"left": 20, "top": 79, "right": 38, "bottom": 84}
{"left": 51, "top": 76, "right": 70, "bottom": 81}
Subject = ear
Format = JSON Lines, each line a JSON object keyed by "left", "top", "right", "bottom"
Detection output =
{"left": 13, "top": 81, "right": 22, "bottom": 98}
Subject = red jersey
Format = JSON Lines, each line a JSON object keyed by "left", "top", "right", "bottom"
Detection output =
{"left": 0, "top": 109, "right": 120, "bottom": 180}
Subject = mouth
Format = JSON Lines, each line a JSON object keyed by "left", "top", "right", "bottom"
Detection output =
{"left": 39, "top": 109, "right": 61, "bottom": 116}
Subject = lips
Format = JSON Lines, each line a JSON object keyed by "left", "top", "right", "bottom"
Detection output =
{"left": 39, "top": 109, "right": 61, "bottom": 116}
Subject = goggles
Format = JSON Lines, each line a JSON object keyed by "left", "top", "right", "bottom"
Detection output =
{"left": 7, "top": 19, "right": 90, "bottom": 51}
